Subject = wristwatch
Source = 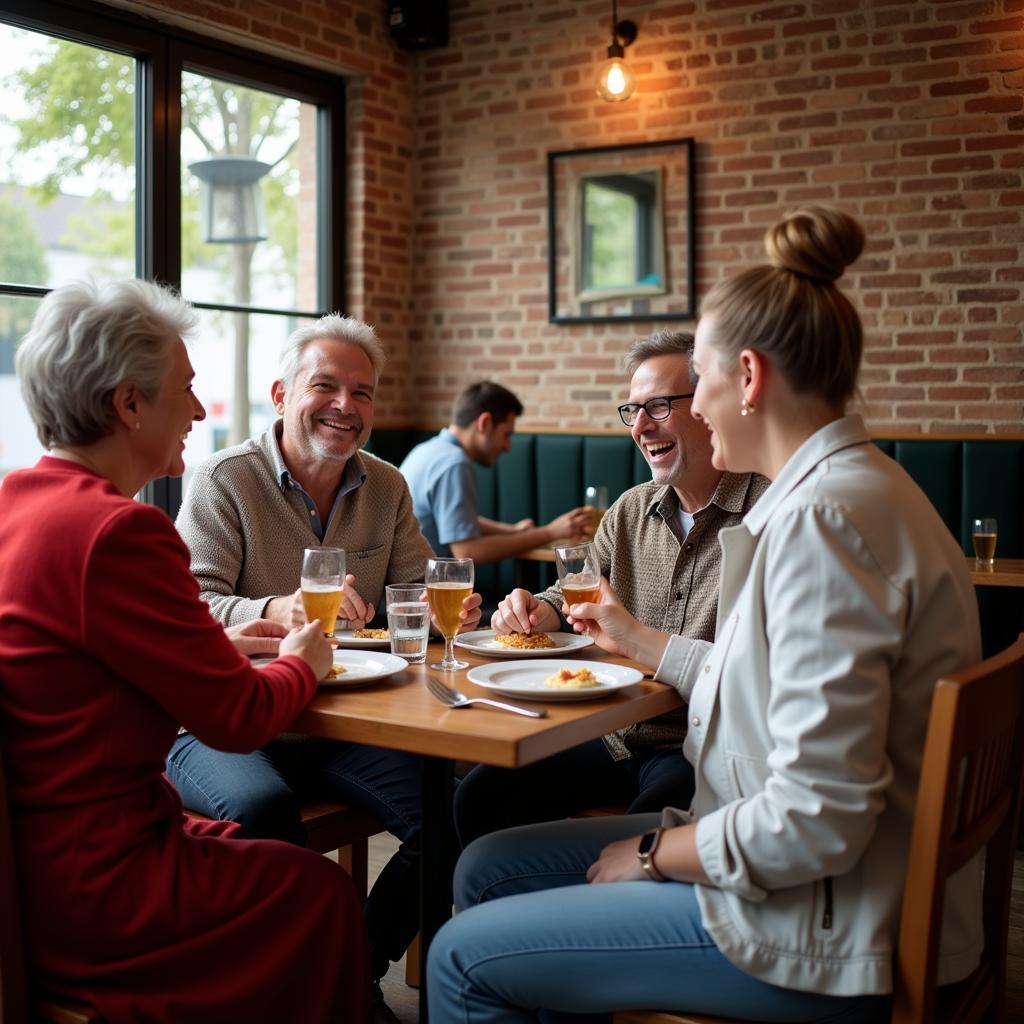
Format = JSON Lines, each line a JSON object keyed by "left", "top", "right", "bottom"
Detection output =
{"left": 637, "top": 828, "right": 667, "bottom": 881}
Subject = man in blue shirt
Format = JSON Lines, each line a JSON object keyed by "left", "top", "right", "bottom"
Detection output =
{"left": 400, "top": 381, "right": 589, "bottom": 563}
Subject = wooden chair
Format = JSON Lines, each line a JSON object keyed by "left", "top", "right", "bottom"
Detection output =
{"left": 613, "top": 633, "right": 1024, "bottom": 1024}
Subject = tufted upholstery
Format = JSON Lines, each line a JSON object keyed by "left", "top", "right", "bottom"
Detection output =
{"left": 368, "top": 430, "right": 1024, "bottom": 656}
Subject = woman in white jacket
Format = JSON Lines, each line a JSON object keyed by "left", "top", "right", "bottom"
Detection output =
{"left": 427, "top": 207, "right": 982, "bottom": 1023}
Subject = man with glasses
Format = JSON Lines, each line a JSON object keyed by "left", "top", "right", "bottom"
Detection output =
{"left": 454, "top": 330, "right": 768, "bottom": 847}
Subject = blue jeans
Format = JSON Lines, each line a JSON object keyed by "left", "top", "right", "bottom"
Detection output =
{"left": 454, "top": 738, "right": 694, "bottom": 847}
{"left": 427, "top": 815, "right": 889, "bottom": 1024}
{"left": 167, "top": 732, "right": 433, "bottom": 981}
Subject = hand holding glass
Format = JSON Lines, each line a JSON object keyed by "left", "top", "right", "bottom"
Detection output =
{"left": 427, "top": 558, "right": 474, "bottom": 671}
{"left": 301, "top": 546, "right": 346, "bottom": 637}
{"left": 972, "top": 518, "right": 997, "bottom": 565}
{"left": 386, "top": 584, "right": 430, "bottom": 664}
{"left": 555, "top": 541, "right": 602, "bottom": 609}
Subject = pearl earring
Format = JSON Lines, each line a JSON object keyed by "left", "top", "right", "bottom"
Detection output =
{"left": 134, "top": 422, "right": 141, "bottom": 431}
{"left": 740, "top": 398, "right": 755, "bottom": 417}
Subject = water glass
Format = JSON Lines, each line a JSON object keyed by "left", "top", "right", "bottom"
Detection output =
{"left": 386, "top": 584, "right": 430, "bottom": 664}
{"left": 972, "top": 518, "right": 998, "bottom": 565}
{"left": 301, "top": 546, "right": 346, "bottom": 637}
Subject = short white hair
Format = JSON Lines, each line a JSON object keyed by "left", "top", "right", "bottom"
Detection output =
{"left": 16, "top": 278, "right": 196, "bottom": 449}
{"left": 279, "top": 314, "right": 386, "bottom": 386}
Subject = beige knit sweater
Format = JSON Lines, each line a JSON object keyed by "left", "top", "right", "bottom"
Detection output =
{"left": 176, "top": 427, "right": 435, "bottom": 626}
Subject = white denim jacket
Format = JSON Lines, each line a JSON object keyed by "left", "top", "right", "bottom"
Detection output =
{"left": 656, "top": 415, "right": 982, "bottom": 997}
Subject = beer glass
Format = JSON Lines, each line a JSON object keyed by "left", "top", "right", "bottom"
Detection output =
{"left": 301, "top": 546, "right": 346, "bottom": 637}
{"left": 554, "top": 540, "right": 602, "bottom": 611}
{"left": 972, "top": 518, "right": 998, "bottom": 565}
{"left": 386, "top": 584, "right": 430, "bottom": 664}
{"left": 584, "top": 485, "right": 608, "bottom": 537}
{"left": 426, "top": 557, "right": 474, "bottom": 671}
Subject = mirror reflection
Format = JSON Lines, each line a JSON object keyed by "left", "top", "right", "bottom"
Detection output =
{"left": 579, "top": 169, "right": 664, "bottom": 301}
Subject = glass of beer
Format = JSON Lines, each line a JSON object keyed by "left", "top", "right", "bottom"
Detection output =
{"left": 554, "top": 541, "right": 602, "bottom": 612}
{"left": 972, "top": 518, "right": 998, "bottom": 565}
{"left": 426, "top": 557, "right": 474, "bottom": 671}
{"left": 583, "top": 485, "right": 609, "bottom": 537}
{"left": 301, "top": 546, "right": 346, "bottom": 637}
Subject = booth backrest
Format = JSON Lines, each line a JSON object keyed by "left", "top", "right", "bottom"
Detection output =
{"left": 368, "top": 429, "right": 1024, "bottom": 654}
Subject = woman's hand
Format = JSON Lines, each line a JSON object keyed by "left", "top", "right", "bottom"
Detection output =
{"left": 565, "top": 579, "right": 670, "bottom": 669}
{"left": 225, "top": 618, "right": 289, "bottom": 657}
{"left": 457, "top": 591, "right": 484, "bottom": 633}
{"left": 586, "top": 833, "right": 647, "bottom": 884}
{"left": 279, "top": 619, "right": 334, "bottom": 680}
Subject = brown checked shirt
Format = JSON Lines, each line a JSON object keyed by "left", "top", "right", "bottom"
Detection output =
{"left": 538, "top": 471, "right": 768, "bottom": 760}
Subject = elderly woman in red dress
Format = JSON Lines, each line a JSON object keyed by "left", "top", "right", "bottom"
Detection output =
{"left": 0, "top": 279, "right": 368, "bottom": 1022}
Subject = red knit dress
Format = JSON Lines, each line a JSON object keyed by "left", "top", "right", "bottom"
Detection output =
{"left": 0, "top": 457, "right": 368, "bottom": 1023}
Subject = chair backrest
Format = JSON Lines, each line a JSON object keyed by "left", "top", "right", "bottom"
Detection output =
{"left": 893, "top": 633, "right": 1024, "bottom": 1024}
{"left": 0, "top": 745, "right": 30, "bottom": 1022}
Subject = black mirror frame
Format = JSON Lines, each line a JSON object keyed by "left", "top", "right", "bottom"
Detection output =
{"left": 546, "top": 137, "right": 696, "bottom": 325}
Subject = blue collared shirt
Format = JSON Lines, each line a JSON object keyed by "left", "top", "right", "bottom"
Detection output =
{"left": 266, "top": 421, "right": 367, "bottom": 542}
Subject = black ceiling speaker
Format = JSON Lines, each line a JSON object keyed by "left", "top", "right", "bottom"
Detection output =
{"left": 388, "top": 2, "right": 449, "bottom": 51}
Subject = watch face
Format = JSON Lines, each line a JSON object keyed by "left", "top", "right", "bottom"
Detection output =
{"left": 638, "top": 830, "right": 658, "bottom": 854}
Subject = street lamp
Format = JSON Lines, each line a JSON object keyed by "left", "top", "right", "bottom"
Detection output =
{"left": 188, "top": 155, "right": 273, "bottom": 244}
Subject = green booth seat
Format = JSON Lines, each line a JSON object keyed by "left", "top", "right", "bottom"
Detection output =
{"left": 368, "top": 429, "right": 1023, "bottom": 657}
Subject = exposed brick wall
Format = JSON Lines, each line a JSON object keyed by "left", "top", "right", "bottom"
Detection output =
{"left": 411, "top": 0, "right": 1024, "bottom": 434}
{"left": 111, "top": 0, "right": 417, "bottom": 424}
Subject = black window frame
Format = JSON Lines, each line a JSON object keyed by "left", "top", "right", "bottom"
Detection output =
{"left": 0, "top": 0, "right": 346, "bottom": 516}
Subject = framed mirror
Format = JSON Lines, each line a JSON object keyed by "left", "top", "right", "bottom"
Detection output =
{"left": 547, "top": 137, "right": 695, "bottom": 324}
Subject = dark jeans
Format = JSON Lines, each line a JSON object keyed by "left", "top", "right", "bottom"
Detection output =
{"left": 454, "top": 736, "right": 695, "bottom": 848}
{"left": 167, "top": 732, "right": 434, "bottom": 981}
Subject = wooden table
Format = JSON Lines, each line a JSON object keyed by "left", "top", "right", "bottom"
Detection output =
{"left": 293, "top": 641, "right": 681, "bottom": 1017}
{"left": 968, "top": 558, "right": 1024, "bottom": 588}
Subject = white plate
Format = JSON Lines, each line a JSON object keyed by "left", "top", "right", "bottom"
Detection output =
{"left": 251, "top": 650, "right": 408, "bottom": 688}
{"left": 454, "top": 630, "right": 593, "bottom": 658}
{"left": 333, "top": 629, "right": 391, "bottom": 648}
{"left": 466, "top": 659, "right": 643, "bottom": 702}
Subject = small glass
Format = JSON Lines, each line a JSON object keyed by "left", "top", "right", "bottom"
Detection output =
{"left": 554, "top": 541, "right": 602, "bottom": 611}
{"left": 972, "top": 518, "right": 998, "bottom": 565}
{"left": 584, "top": 485, "right": 609, "bottom": 537}
{"left": 300, "top": 546, "right": 345, "bottom": 637}
{"left": 386, "top": 584, "right": 430, "bottom": 664}
{"left": 426, "top": 557, "right": 474, "bottom": 671}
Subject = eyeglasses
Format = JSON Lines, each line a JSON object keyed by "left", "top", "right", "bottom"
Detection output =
{"left": 617, "top": 392, "right": 695, "bottom": 426}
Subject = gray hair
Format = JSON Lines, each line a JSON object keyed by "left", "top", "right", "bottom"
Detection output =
{"left": 16, "top": 278, "right": 197, "bottom": 449}
{"left": 279, "top": 314, "right": 386, "bottom": 386}
{"left": 623, "top": 329, "right": 696, "bottom": 382}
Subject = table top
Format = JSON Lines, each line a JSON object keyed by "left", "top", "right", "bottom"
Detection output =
{"left": 293, "top": 641, "right": 681, "bottom": 768}
{"left": 968, "top": 557, "right": 1024, "bottom": 587}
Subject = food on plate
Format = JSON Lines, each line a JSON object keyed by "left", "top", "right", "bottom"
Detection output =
{"left": 326, "top": 663, "right": 348, "bottom": 679}
{"left": 494, "top": 631, "right": 556, "bottom": 650}
{"left": 352, "top": 627, "right": 389, "bottom": 639}
{"left": 543, "top": 666, "right": 599, "bottom": 689}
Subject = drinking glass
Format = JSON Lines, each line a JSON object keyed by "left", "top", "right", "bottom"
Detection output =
{"left": 554, "top": 541, "right": 602, "bottom": 611}
{"left": 972, "top": 518, "right": 998, "bottom": 565}
{"left": 386, "top": 583, "right": 430, "bottom": 664}
{"left": 426, "top": 557, "right": 474, "bottom": 671}
{"left": 301, "top": 546, "right": 346, "bottom": 637}
{"left": 584, "top": 485, "right": 609, "bottom": 537}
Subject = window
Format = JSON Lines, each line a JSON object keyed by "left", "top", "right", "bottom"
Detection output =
{"left": 0, "top": 0, "right": 345, "bottom": 514}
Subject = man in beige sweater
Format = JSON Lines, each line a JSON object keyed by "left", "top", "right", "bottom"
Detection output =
{"left": 454, "top": 330, "right": 768, "bottom": 847}
{"left": 170, "top": 315, "right": 480, "bottom": 1002}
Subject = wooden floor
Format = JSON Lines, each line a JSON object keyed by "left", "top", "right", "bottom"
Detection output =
{"left": 370, "top": 835, "right": 1024, "bottom": 1023}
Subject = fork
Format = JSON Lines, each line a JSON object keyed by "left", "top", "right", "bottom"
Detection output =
{"left": 426, "top": 676, "right": 547, "bottom": 718}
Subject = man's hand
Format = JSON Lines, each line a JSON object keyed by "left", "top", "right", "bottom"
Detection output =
{"left": 264, "top": 588, "right": 306, "bottom": 629}
{"left": 514, "top": 517, "right": 536, "bottom": 531}
{"left": 279, "top": 619, "right": 334, "bottom": 680}
{"left": 586, "top": 833, "right": 647, "bottom": 884}
{"left": 338, "top": 573, "right": 373, "bottom": 629}
{"left": 225, "top": 618, "right": 289, "bottom": 658}
{"left": 492, "top": 589, "right": 560, "bottom": 635}
{"left": 544, "top": 506, "right": 591, "bottom": 542}
{"left": 457, "top": 591, "right": 484, "bottom": 633}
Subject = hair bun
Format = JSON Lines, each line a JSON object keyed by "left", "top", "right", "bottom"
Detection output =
{"left": 764, "top": 206, "right": 865, "bottom": 284}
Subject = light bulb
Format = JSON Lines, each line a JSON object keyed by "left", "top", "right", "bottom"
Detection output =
{"left": 596, "top": 56, "right": 636, "bottom": 102}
